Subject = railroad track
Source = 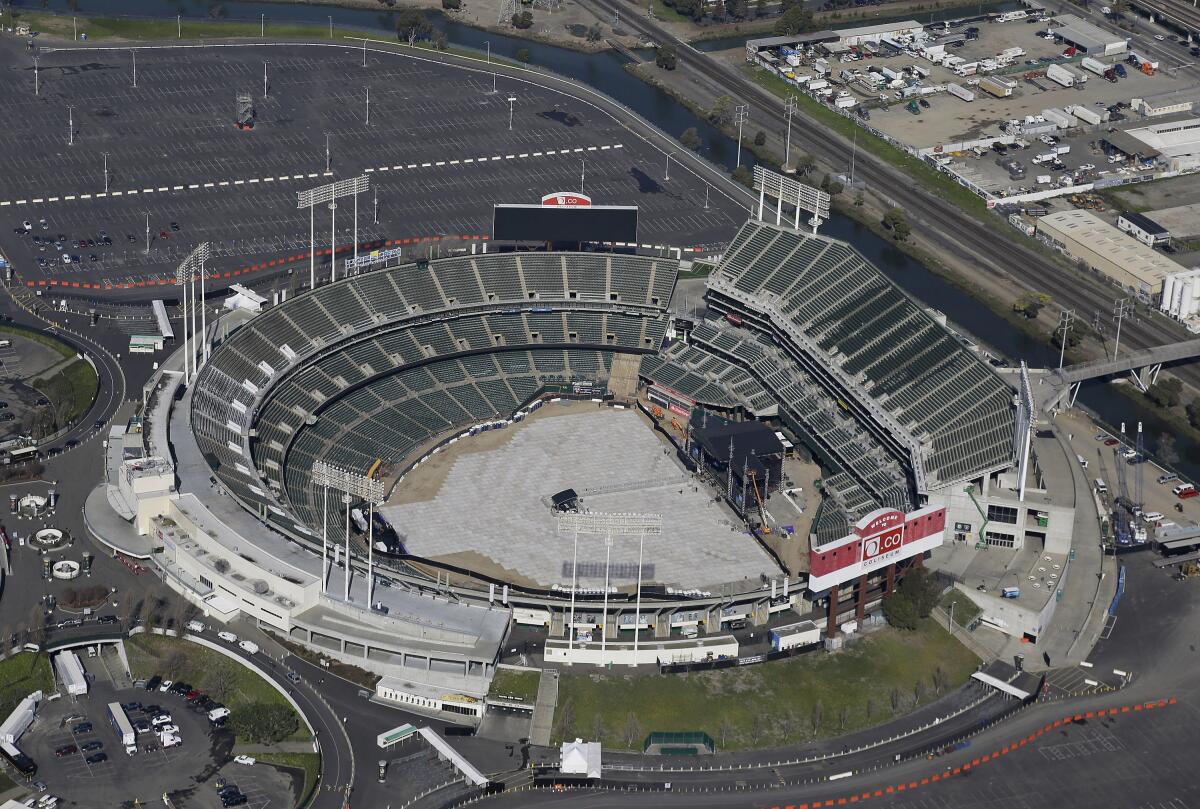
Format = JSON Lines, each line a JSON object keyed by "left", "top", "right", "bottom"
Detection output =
{"left": 594, "top": 0, "right": 1200, "bottom": 381}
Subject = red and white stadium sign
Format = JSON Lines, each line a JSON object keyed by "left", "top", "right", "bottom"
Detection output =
{"left": 541, "top": 192, "right": 592, "bottom": 207}
{"left": 807, "top": 505, "right": 946, "bottom": 592}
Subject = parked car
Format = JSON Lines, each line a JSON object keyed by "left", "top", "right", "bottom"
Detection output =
{"left": 234, "top": 755, "right": 256, "bottom": 766}
{"left": 217, "top": 631, "right": 238, "bottom": 643}
{"left": 54, "top": 745, "right": 78, "bottom": 758}
{"left": 85, "top": 752, "right": 108, "bottom": 764}
{"left": 80, "top": 741, "right": 103, "bottom": 752}
{"left": 72, "top": 722, "right": 93, "bottom": 734}
{"left": 145, "top": 675, "right": 162, "bottom": 691}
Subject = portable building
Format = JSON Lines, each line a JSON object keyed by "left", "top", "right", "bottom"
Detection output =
{"left": 979, "top": 77, "right": 1013, "bottom": 97}
{"left": 769, "top": 620, "right": 822, "bottom": 651}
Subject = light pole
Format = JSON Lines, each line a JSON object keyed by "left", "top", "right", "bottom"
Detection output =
{"left": 783, "top": 95, "right": 797, "bottom": 169}
{"left": 144, "top": 211, "right": 150, "bottom": 255}
{"left": 325, "top": 133, "right": 331, "bottom": 173}
{"left": 734, "top": 104, "right": 748, "bottom": 168}
{"left": 373, "top": 186, "right": 378, "bottom": 225}
{"left": 328, "top": 15, "right": 333, "bottom": 38}
{"left": 362, "top": 38, "right": 367, "bottom": 68}
{"left": 67, "top": 105, "right": 74, "bottom": 147}
{"left": 132, "top": 49, "right": 137, "bottom": 88}
{"left": 580, "top": 158, "right": 586, "bottom": 194}
{"left": 177, "top": 14, "right": 180, "bottom": 38}
{"left": 73, "top": 16, "right": 76, "bottom": 40}
{"left": 260, "top": 13, "right": 264, "bottom": 36}
{"left": 365, "top": 86, "right": 370, "bottom": 126}
{"left": 485, "top": 41, "right": 496, "bottom": 94}
{"left": 664, "top": 152, "right": 672, "bottom": 181}
{"left": 507, "top": 95, "right": 516, "bottom": 131}
{"left": 102, "top": 152, "right": 109, "bottom": 193}
{"left": 1057, "top": 309, "right": 1074, "bottom": 371}
{"left": 263, "top": 61, "right": 269, "bottom": 98}
{"left": 33, "top": 54, "right": 38, "bottom": 96}
{"left": 704, "top": 185, "right": 710, "bottom": 210}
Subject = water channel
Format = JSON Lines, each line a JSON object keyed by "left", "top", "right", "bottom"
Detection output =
{"left": 17, "top": 0, "right": 1196, "bottom": 476}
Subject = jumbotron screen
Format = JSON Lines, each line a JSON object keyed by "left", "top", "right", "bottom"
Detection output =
{"left": 492, "top": 204, "right": 639, "bottom": 244}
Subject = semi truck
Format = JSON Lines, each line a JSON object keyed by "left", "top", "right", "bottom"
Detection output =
{"left": 1081, "top": 56, "right": 1107, "bottom": 76}
{"left": 106, "top": 702, "right": 135, "bottom": 748}
{"left": 947, "top": 82, "right": 976, "bottom": 102}
{"left": 1046, "top": 63, "right": 1075, "bottom": 87}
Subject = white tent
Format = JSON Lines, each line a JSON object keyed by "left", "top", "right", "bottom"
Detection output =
{"left": 560, "top": 738, "right": 602, "bottom": 779}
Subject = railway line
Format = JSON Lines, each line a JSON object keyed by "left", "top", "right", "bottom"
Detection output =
{"left": 594, "top": 0, "right": 1200, "bottom": 381}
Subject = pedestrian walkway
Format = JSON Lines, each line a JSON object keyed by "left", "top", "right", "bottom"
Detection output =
{"left": 529, "top": 669, "right": 558, "bottom": 747}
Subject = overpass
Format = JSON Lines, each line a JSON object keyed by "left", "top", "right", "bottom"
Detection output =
{"left": 1130, "top": 0, "right": 1200, "bottom": 38}
{"left": 1040, "top": 337, "right": 1200, "bottom": 410}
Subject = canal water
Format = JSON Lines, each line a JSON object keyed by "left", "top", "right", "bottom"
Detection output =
{"left": 19, "top": 0, "right": 1196, "bottom": 477}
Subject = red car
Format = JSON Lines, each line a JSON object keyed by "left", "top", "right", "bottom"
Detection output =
{"left": 159, "top": 230, "right": 169, "bottom": 239}
{"left": 186, "top": 689, "right": 203, "bottom": 701}
{"left": 55, "top": 744, "right": 78, "bottom": 757}
{"left": 1104, "top": 438, "right": 1120, "bottom": 446}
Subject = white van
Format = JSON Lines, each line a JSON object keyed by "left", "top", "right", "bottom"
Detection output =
{"left": 1076, "top": 454, "right": 1088, "bottom": 469}
{"left": 186, "top": 620, "right": 205, "bottom": 633}
{"left": 217, "top": 631, "right": 238, "bottom": 643}
{"left": 1143, "top": 511, "right": 1164, "bottom": 523}
{"left": 238, "top": 640, "right": 259, "bottom": 655}
{"left": 208, "top": 707, "right": 231, "bottom": 723}
{"left": 1094, "top": 478, "right": 1108, "bottom": 494}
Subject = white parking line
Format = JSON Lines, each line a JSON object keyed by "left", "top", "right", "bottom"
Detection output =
{"left": 158, "top": 186, "right": 168, "bottom": 191}
{"left": 219, "top": 181, "right": 229, "bottom": 186}
{"left": 234, "top": 180, "right": 245, "bottom": 185}
{"left": 187, "top": 183, "right": 199, "bottom": 189}
{"left": 47, "top": 197, "right": 58, "bottom": 202}
{"left": 308, "top": 173, "right": 319, "bottom": 178}
{"left": 203, "top": 182, "right": 214, "bottom": 188}
{"left": 110, "top": 191, "right": 123, "bottom": 196}
{"left": 32, "top": 198, "right": 43, "bottom": 203}
{"left": 143, "top": 187, "right": 155, "bottom": 192}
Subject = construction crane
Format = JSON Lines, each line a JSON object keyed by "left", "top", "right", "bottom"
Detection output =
{"left": 746, "top": 469, "right": 771, "bottom": 535}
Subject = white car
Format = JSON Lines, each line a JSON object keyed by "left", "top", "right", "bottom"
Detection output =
{"left": 157, "top": 724, "right": 179, "bottom": 735}
{"left": 1079, "top": 163, "right": 1096, "bottom": 171}
{"left": 217, "top": 631, "right": 238, "bottom": 643}
{"left": 234, "top": 755, "right": 256, "bottom": 766}
{"left": 1154, "top": 34, "right": 1165, "bottom": 41}
{"left": 158, "top": 679, "right": 174, "bottom": 692}
{"left": 185, "top": 620, "right": 206, "bottom": 633}
{"left": 151, "top": 714, "right": 173, "bottom": 727}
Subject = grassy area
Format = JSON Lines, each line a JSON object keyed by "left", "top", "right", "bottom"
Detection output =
{"left": 33, "top": 358, "right": 98, "bottom": 427}
{"left": 126, "top": 634, "right": 310, "bottom": 742}
{"left": 0, "top": 653, "right": 55, "bottom": 721}
{"left": 742, "top": 65, "right": 994, "bottom": 224}
{"left": 940, "top": 590, "right": 983, "bottom": 629}
{"left": 0, "top": 323, "right": 75, "bottom": 359}
{"left": 256, "top": 751, "right": 320, "bottom": 809}
{"left": 488, "top": 667, "right": 541, "bottom": 704}
{"left": 650, "top": 0, "right": 691, "bottom": 23}
{"left": 0, "top": 769, "right": 15, "bottom": 793}
{"left": 553, "top": 619, "right": 978, "bottom": 750}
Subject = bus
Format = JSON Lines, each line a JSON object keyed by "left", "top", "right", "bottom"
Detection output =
{"left": 0, "top": 740, "right": 37, "bottom": 776}
{"left": 6, "top": 446, "right": 37, "bottom": 464}
{"left": 107, "top": 702, "right": 135, "bottom": 747}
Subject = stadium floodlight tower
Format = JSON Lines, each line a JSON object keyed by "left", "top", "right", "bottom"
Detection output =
{"left": 312, "top": 460, "right": 386, "bottom": 605}
{"left": 297, "top": 175, "right": 370, "bottom": 290}
{"left": 174, "top": 242, "right": 212, "bottom": 383}
{"left": 556, "top": 511, "right": 662, "bottom": 666}
{"left": 752, "top": 165, "right": 830, "bottom": 234}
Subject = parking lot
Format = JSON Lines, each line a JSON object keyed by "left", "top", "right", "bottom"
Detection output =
{"left": 17, "top": 679, "right": 291, "bottom": 808}
{"left": 0, "top": 41, "right": 741, "bottom": 296}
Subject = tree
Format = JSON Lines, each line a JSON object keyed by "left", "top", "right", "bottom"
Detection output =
{"left": 913, "top": 679, "right": 927, "bottom": 705}
{"left": 750, "top": 713, "right": 766, "bottom": 744}
{"left": 890, "top": 686, "right": 903, "bottom": 714}
{"left": 587, "top": 24, "right": 603, "bottom": 41}
{"left": 442, "top": 0, "right": 461, "bottom": 8}
{"left": 708, "top": 95, "right": 733, "bottom": 126}
{"left": 207, "top": 658, "right": 239, "bottom": 702}
{"left": 1146, "top": 377, "right": 1183, "bottom": 409}
{"left": 810, "top": 699, "right": 823, "bottom": 732}
{"left": 898, "top": 566, "right": 940, "bottom": 619}
{"left": 230, "top": 702, "right": 300, "bottom": 745}
{"left": 794, "top": 152, "right": 816, "bottom": 176}
{"left": 717, "top": 715, "right": 734, "bottom": 748}
{"left": 882, "top": 591, "right": 919, "bottom": 629}
{"left": 516, "top": 48, "right": 530, "bottom": 63}
{"left": 591, "top": 714, "right": 605, "bottom": 742}
{"left": 1159, "top": 433, "right": 1180, "bottom": 465}
{"left": 396, "top": 7, "right": 431, "bottom": 43}
{"left": 932, "top": 666, "right": 948, "bottom": 696}
{"left": 1187, "top": 399, "right": 1200, "bottom": 429}
{"left": 753, "top": 130, "right": 766, "bottom": 147}
{"left": 820, "top": 173, "right": 844, "bottom": 196}
{"left": 622, "top": 712, "right": 642, "bottom": 748}
{"left": 881, "top": 208, "right": 910, "bottom": 241}
{"left": 774, "top": 6, "right": 814, "bottom": 35}
{"left": 680, "top": 127, "right": 702, "bottom": 151}
{"left": 731, "top": 165, "right": 754, "bottom": 188}
{"left": 164, "top": 649, "right": 187, "bottom": 677}
{"left": 854, "top": 189, "right": 865, "bottom": 207}
{"left": 512, "top": 10, "right": 533, "bottom": 29}
{"left": 724, "top": 0, "right": 748, "bottom": 19}
{"left": 755, "top": 0, "right": 767, "bottom": 17}
{"left": 655, "top": 44, "right": 678, "bottom": 70}
{"left": 433, "top": 29, "right": 448, "bottom": 50}
{"left": 838, "top": 704, "right": 850, "bottom": 730}
{"left": 1013, "top": 292, "right": 1050, "bottom": 320}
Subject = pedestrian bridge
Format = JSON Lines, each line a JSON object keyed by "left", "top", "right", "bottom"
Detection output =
{"left": 1039, "top": 337, "right": 1200, "bottom": 411}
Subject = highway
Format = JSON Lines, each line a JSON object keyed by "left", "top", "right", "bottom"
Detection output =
{"left": 585, "top": 0, "right": 1200, "bottom": 386}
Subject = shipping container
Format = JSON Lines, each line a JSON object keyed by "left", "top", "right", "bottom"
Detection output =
{"left": 1081, "top": 56, "right": 1107, "bottom": 75}
{"left": 947, "top": 82, "right": 975, "bottom": 101}
{"left": 979, "top": 77, "right": 1012, "bottom": 97}
{"left": 1072, "top": 104, "right": 1102, "bottom": 125}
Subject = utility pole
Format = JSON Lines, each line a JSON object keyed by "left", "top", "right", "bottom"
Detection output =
{"left": 1056, "top": 309, "right": 1074, "bottom": 371}
{"left": 734, "top": 104, "right": 748, "bottom": 168}
{"left": 783, "top": 95, "right": 797, "bottom": 169}
{"left": 1113, "top": 298, "right": 1131, "bottom": 359}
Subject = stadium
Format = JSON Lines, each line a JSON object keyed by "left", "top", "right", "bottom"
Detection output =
{"left": 93, "top": 209, "right": 1061, "bottom": 714}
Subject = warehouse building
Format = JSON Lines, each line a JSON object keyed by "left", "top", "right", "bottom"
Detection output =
{"left": 836, "top": 20, "right": 924, "bottom": 46}
{"left": 1132, "top": 89, "right": 1199, "bottom": 119}
{"left": 1048, "top": 14, "right": 1128, "bottom": 56}
{"left": 1036, "top": 210, "right": 1187, "bottom": 300}
{"left": 1123, "top": 117, "right": 1200, "bottom": 172}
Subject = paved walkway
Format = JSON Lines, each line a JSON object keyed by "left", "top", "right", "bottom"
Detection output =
{"left": 529, "top": 669, "right": 559, "bottom": 747}
{"left": 233, "top": 741, "right": 317, "bottom": 754}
